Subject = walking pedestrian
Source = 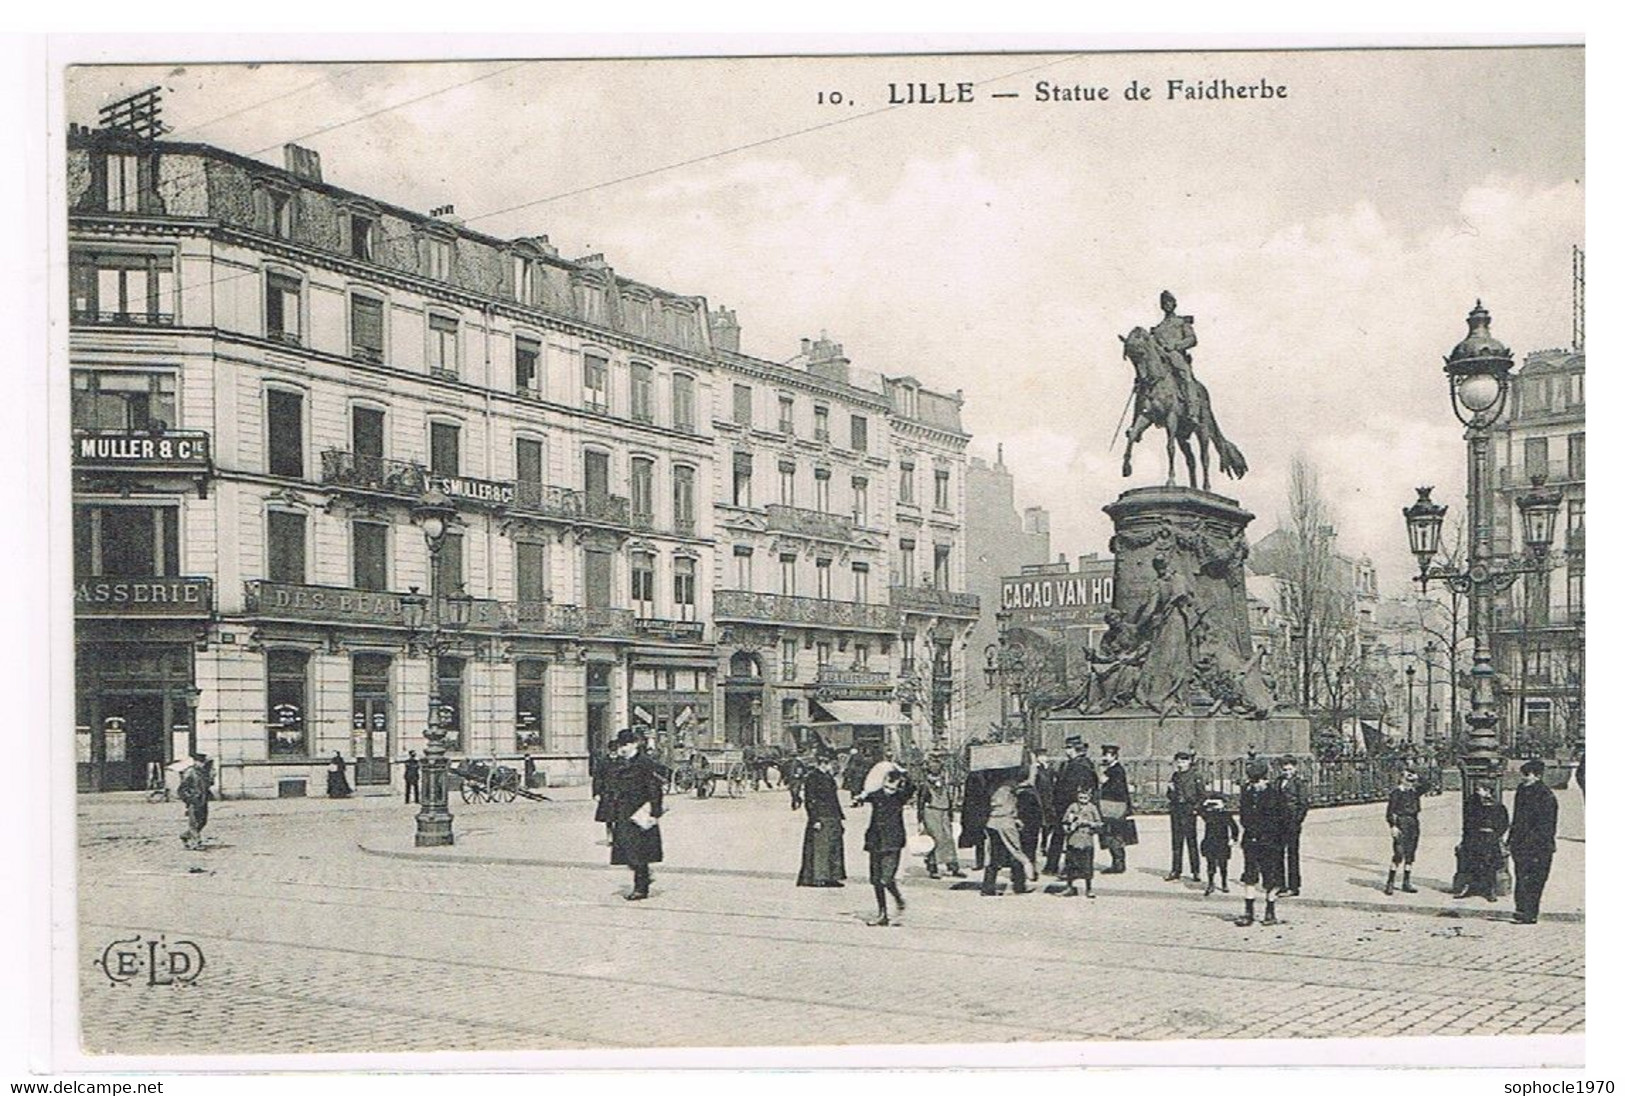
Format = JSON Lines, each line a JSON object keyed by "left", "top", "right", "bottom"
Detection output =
{"left": 1032, "top": 747, "right": 1057, "bottom": 870}
{"left": 916, "top": 753, "right": 963, "bottom": 879}
{"left": 592, "top": 748, "right": 614, "bottom": 844}
{"left": 1508, "top": 759, "right": 1560, "bottom": 925}
{"left": 841, "top": 748, "right": 866, "bottom": 800}
{"left": 796, "top": 749, "right": 847, "bottom": 887}
{"left": 1454, "top": 783, "right": 1509, "bottom": 902}
{"left": 403, "top": 750, "right": 421, "bottom": 804}
{"left": 1058, "top": 782, "right": 1102, "bottom": 898}
{"left": 1235, "top": 759, "right": 1288, "bottom": 927}
{"left": 980, "top": 770, "right": 1036, "bottom": 896}
{"left": 1044, "top": 737, "right": 1097, "bottom": 874}
{"left": 856, "top": 767, "right": 914, "bottom": 926}
{"left": 1098, "top": 745, "right": 1133, "bottom": 874}
{"left": 177, "top": 752, "right": 211, "bottom": 849}
{"left": 958, "top": 762, "right": 992, "bottom": 873}
{"left": 604, "top": 728, "right": 665, "bottom": 901}
{"left": 1278, "top": 755, "right": 1311, "bottom": 895}
{"left": 523, "top": 753, "right": 537, "bottom": 790}
{"left": 1165, "top": 751, "right": 1206, "bottom": 882}
{"left": 785, "top": 754, "right": 807, "bottom": 811}
{"left": 1200, "top": 794, "right": 1238, "bottom": 895}
{"left": 1384, "top": 768, "right": 1423, "bottom": 896}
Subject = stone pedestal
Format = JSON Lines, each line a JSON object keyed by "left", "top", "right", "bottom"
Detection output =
{"left": 1105, "top": 486, "right": 1254, "bottom": 666}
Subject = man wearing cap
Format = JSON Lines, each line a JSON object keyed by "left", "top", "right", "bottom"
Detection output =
{"left": 1384, "top": 768, "right": 1423, "bottom": 896}
{"left": 1236, "top": 758, "right": 1288, "bottom": 926}
{"left": 1098, "top": 745, "right": 1133, "bottom": 873}
{"left": 177, "top": 752, "right": 211, "bottom": 849}
{"left": 1508, "top": 759, "right": 1560, "bottom": 925}
{"left": 1165, "top": 751, "right": 1206, "bottom": 882}
{"left": 797, "top": 749, "right": 847, "bottom": 887}
{"left": 1278, "top": 756, "right": 1311, "bottom": 896}
{"left": 1046, "top": 737, "right": 1099, "bottom": 874}
{"left": 604, "top": 729, "right": 665, "bottom": 901}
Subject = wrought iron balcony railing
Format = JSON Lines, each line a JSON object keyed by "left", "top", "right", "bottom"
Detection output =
{"left": 581, "top": 492, "right": 631, "bottom": 528}
{"left": 320, "top": 450, "right": 427, "bottom": 496}
{"left": 71, "top": 309, "right": 175, "bottom": 327}
{"left": 765, "top": 504, "right": 853, "bottom": 541}
{"left": 889, "top": 584, "right": 982, "bottom": 618}
{"left": 714, "top": 590, "right": 901, "bottom": 632}
{"left": 510, "top": 481, "right": 583, "bottom": 521}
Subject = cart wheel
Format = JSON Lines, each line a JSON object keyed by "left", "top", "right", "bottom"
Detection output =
{"left": 727, "top": 767, "right": 747, "bottom": 798}
{"left": 459, "top": 782, "right": 476, "bottom": 804}
{"left": 497, "top": 783, "right": 517, "bottom": 803}
{"left": 675, "top": 768, "right": 695, "bottom": 793}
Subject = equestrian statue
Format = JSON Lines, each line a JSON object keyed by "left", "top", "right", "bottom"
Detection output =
{"left": 1119, "top": 290, "right": 1248, "bottom": 491}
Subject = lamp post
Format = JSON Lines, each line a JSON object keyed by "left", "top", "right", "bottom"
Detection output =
{"left": 1405, "top": 663, "right": 1416, "bottom": 746}
{"left": 407, "top": 488, "right": 460, "bottom": 848}
{"left": 1402, "top": 302, "right": 1564, "bottom": 815}
{"left": 183, "top": 684, "right": 202, "bottom": 761}
{"left": 1422, "top": 638, "right": 1438, "bottom": 749}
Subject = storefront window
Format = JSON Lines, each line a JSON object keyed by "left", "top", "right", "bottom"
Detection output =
{"left": 267, "top": 649, "right": 309, "bottom": 758}
{"left": 515, "top": 659, "right": 546, "bottom": 751}
{"left": 435, "top": 656, "right": 465, "bottom": 751}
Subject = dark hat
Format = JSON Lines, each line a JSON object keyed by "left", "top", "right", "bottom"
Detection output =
{"left": 1174, "top": 750, "right": 1194, "bottom": 761}
{"left": 1064, "top": 735, "right": 1084, "bottom": 748}
{"left": 1521, "top": 758, "right": 1546, "bottom": 776}
{"left": 1245, "top": 759, "right": 1270, "bottom": 780}
{"left": 1101, "top": 744, "right": 1120, "bottom": 755}
{"left": 1279, "top": 755, "right": 1297, "bottom": 765}
{"left": 610, "top": 728, "right": 639, "bottom": 749}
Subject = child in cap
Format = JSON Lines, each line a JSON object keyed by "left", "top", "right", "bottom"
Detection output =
{"left": 1058, "top": 782, "right": 1102, "bottom": 898}
{"left": 1200, "top": 794, "right": 1239, "bottom": 895}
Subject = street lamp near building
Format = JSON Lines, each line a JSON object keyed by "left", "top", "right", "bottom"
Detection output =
{"left": 406, "top": 488, "right": 463, "bottom": 848}
{"left": 1401, "top": 302, "right": 1564, "bottom": 812}
{"left": 1405, "top": 663, "right": 1415, "bottom": 745}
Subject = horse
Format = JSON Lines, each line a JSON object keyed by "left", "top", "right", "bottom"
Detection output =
{"left": 1118, "top": 326, "right": 1248, "bottom": 490}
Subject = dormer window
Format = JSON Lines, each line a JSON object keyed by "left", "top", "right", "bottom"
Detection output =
{"left": 254, "top": 184, "right": 295, "bottom": 239}
{"left": 514, "top": 253, "right": 538, "bottom": 305}
{"left": 105, "top": 153, "right": 142, "bottom": 213}
{"left": 349, "top": 213, "right": 379, "bottom": 261}
{"left": 422, "top": 234, "right": 454, "bottom": 281}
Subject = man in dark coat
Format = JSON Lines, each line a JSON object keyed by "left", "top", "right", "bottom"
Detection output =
{"left": 178, "top": 752, "right": 211, "bottom": 849}
{"left": 1235, "top": 758, "right": 1289, "bottom": 926}
{"left": 1508, "top": 759, "right": 1560, "bottom": 924}
{"left": 1277, "top": 755, "right": 1311, "bottom": 895}
{"left": 1098, "top": 745, "right": 1133, "bottom": 873}
{"left": 1165, "top": 751, "right": 1207, "bottom": 882}
{"left": 796, "top": 750, "right": 846, "bottom": 887}
{"left": 1384, "top": 768, "right": 1423, "bottom": 895}
{"left": 403, "top": 750, "right": 421, "bottom": 804}
{"left": 958, "top": 765, "right": 993, "bottom": 872}
{"left": 857, "top": 768, "right": 914, "bottom": 926}
{"left": 1045, "top": 737, "right": 1098, "bottom": 874}
{"left": 604, "top": 729, "right": 665, "bottom": 901}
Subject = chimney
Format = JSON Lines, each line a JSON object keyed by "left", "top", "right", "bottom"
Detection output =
{"left": 710, "top": 306, "right": 741, "bottom": 353}
{"left": 803, "top": 331, "right": 850, "bottom": 385}
{"left": 521, "top": 234, "right": 559, "bottom": 259}
{"left": 996, "top": 443, "right": 1005, "bottom": 469}
{"left": 284, "top": 144, "right": 323, "bottom": 184}
{"left": 1023, "top": 506, "right": 1050, "bottom": 535}
{"left": 1058, "top": 553, "right": 1069, "bottom": 568}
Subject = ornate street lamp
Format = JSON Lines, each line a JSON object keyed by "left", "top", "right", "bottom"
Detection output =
{"left": 1401, "top": 302, "right": 1562, "bottom": 819}
{"left": 408, "top": 487, "right": 460, "bottom": 848}
{"left": 183, "top": 684, "right": 203, "bottom": 761}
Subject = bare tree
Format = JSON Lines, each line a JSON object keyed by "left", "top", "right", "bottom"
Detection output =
{"left": 1279, "top": 456, "right": 1340, "bottom": 721}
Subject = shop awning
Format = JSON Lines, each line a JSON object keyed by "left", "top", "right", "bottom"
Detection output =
{"left": 809, "top": 699, "right": 909, "bottom": 726}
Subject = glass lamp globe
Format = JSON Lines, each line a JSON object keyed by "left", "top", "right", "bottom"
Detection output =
{"left": 1455, "top": 372, "right": 1503, "bottom": 414}
{"left": 419, "top": 514, "right": 445, "bottom": 542}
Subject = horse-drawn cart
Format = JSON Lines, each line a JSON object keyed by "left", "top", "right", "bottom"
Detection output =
{"left": 671, "top": 749, "right": 749, "bottom": 798}
{"left": 450, "top": 758, "right": 550, "bottom": 804}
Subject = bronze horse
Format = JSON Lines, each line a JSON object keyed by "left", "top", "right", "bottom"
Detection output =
{"left": 1119, "top": 326, "right": 1247, "bottom": 490}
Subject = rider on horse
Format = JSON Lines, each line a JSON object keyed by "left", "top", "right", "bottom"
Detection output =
{"left": 1151, "top": 290, "right": 1198, "bottom": 422}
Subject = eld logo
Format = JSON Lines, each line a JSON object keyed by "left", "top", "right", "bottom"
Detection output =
{"left": 94, "top": 934, "right": 205, "bottom": 987}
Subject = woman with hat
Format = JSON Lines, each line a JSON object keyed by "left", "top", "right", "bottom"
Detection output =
{"left": 604, "top": 728, "right": 665, "bottom": 901}
{"left": 796, "top": 749, "right": 847, "bottom": 887}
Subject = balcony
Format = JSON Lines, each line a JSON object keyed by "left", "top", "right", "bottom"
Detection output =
{"left": 765, "top": 504, "right": 853, "bottom": 541}
{"left": 1498, "top": 462, "right": 1583, "bottom": 488}
{"left": 511, "top": 481, "right": 583, "bottom": 522}
{"left": 71, "top": 308, "right": 175, "bottom": 327}
{"left": 242, "top": 581, "right": 508, "bottom": 630}
{"left": 581, "top": 492, "right": 631, "bottom": 528}
{"left": 633, "top": 617, "right": 706, "bottom": 642}
{"left": 74, "top": 428, "right": 211, "bottom": 473}
{"left": 889, "top": 584, "right": 982, "bottom": 619}
{"left": 321, "top": 450, "right": 426, "bottom": 497}
{"left": 714, "top": 590, "right": 901, "bottom": 632}
{"left": 76, "top": 576, "right": 212, "bottom": 617}
{"left": 580, "top": 606, "right": 636, "bottom": 638}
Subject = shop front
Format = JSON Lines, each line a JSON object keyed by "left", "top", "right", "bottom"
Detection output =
{"left": 629, "top": 642, "right": 714, "bottom": 760}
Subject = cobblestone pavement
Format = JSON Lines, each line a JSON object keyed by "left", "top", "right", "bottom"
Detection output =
{"left": 75, "top": 784, "right": 1585, "bottom": 1055}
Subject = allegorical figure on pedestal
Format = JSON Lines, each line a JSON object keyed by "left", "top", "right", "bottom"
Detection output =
{"left": 1132, "top": 555, "right": 1199, "bottom": 715}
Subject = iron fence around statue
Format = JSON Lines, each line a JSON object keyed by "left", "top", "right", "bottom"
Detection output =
{"left": 1111, "top": 756, "right": 1417, "bottom": 812}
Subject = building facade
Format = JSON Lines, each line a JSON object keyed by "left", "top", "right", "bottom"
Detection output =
{"left": 1488, "top": 345, "right": 1585, "bottom": 754}
{"left": 68, "top": 121, "right": 977, "bottom": 794}
{"left": 964, "top": 449, "right": 1051, "bottom": 739}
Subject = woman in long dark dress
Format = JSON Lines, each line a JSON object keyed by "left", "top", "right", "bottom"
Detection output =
{"left": 1455, "top": 783, "right": 1509, "bottom": 901}
{"left": 326, "top": 752, "right": 352, "bottom": 798}
{"left": 796, "top": 751, "right": 847, "bottom": 887}
{"left": 604, "top": 729, "right": 665, "bottom": 901}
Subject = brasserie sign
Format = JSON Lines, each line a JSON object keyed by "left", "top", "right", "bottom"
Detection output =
{"left": 76, "top": 577, "right": 213, "bottom": 615}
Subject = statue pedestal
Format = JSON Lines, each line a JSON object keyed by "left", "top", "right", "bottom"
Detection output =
{"left": 1105, "top": 486, "right": 1255, "bottom": 665}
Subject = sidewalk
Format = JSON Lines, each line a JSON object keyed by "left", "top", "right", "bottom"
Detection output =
{"left": 357, "top": 781, "right": 1585, "bottom": 922}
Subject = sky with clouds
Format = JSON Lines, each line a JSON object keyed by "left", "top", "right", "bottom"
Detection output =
{"left": 65, "top": 47, "right": 1584, "bottom": 593}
